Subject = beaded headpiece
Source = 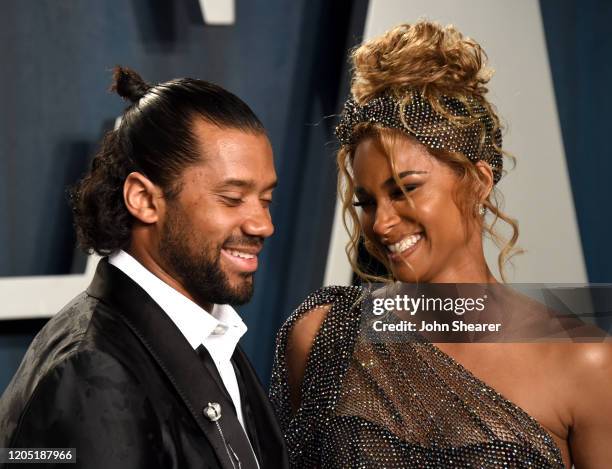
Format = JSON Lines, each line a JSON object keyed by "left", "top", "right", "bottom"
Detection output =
{"left": 335, "top": 89, "right": 504, "bottom": 184}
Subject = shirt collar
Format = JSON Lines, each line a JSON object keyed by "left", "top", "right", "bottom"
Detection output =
{"left": 108, "top": 250, "right": 247, "bottom": 352}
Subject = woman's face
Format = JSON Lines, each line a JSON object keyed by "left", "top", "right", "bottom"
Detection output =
{"left": 352, "top": 133, "right": 484, "bottom": 283}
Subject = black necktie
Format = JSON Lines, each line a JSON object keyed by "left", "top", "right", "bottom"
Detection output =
{"left": 195, "top": 344, "right": 260, "bottom": 468}
{"left": 231, "top": 357, "right": 263, "bottom": 463}
{"left": 196, "top": 344, "right": 236, "bottom": 414}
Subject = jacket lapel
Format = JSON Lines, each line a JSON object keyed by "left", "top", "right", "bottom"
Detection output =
{"left": 87, "top": 259, "right": 259, "bottom": 469}
{"left": 232, "top": 347, "right": 289, "bottom": 469}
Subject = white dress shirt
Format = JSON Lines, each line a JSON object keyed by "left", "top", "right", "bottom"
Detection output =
{"left": 108, "top": 250, "right": 249, "bottom": 429}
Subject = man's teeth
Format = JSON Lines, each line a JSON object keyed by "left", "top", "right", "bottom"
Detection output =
{"left": 388, "top": 234, "right": 422, "bottom": 253}
{"left": 226, "top": 249, "right": 255, "bottom": 260}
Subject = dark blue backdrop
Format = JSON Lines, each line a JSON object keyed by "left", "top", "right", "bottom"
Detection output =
{"left": 0, "top": 0, "right": 368, "bottom": 390}
{"left": 540, "top": 0, "right": 612, "bottom": 283}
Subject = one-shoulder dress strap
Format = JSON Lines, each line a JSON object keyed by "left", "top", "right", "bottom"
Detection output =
{"left": 269, "top": 285, "right": 364, "bottom": 466}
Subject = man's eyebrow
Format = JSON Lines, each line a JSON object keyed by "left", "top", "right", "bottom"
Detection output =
{"left": 217, "top": 179, "right": 278, "bottom": 191}
{"left": 217, "top": 179, "right": 255, "bottom": 190}
{"left": 265, "top": 180, "right": 278, "bottom": 191}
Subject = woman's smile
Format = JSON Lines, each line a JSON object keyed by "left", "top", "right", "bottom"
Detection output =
{"left": 384, "top": 232, "right": 423, "bottom": 262}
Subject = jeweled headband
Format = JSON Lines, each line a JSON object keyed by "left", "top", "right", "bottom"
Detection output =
{"left": 335, "top": 89, "right": 504, "bottom": 184}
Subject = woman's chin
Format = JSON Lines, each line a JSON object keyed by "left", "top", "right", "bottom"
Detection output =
{"left": 391, "top": 267, "right": 424, "bottom": 283}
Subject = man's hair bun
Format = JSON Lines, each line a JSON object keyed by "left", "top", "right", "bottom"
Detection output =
{"left": 110, "top": 66, "right": 152, "bottom": 103}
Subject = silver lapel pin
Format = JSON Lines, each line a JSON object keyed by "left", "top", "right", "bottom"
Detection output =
{"left": 203, "top": 402, "right": 241, "bottom": 469}
{"left": 204, "top": 402, "right": 222, "bottom": 422}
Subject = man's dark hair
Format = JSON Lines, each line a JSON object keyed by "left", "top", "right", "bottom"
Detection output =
{"left": 70, "top": 67, "right": 265, "bottom": 255}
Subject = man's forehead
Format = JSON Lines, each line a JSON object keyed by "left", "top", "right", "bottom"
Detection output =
{"left": 183, "top": 120, "right": 275, "bottom": 188}
{"left": 190, "top": 120, "right": 267, "bottom": 156}
{"left": 192, "top": 118, "right": 263, "bottom": 144}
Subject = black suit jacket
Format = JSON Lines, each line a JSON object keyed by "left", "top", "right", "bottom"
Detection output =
{"left": 0, "top": 259, "right": 288, "bottom": 469}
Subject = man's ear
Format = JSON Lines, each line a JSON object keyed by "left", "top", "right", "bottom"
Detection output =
{"left": 475, "top": 161, "right": 494, "bottom": 201}
{"left": 123, "top": 172, "right": 164, "bottom": 224}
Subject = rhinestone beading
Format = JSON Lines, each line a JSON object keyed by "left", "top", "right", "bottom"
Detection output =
{"left": 335, "top": 91, "right": 504, "bottom": 184}
{"left": 270, "top": 286, "right": 564, "bottom": 468}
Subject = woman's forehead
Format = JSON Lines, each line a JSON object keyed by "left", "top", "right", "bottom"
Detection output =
{"left": 353, "top": 134, "right": 435, "bottom": 177}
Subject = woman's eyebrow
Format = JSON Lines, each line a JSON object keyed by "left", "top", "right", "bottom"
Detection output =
{"left": 355, "top": 171, "right": 428, "bottom": 195}
{"left": 382, "top": 170, "right": 428, "bottom": 188}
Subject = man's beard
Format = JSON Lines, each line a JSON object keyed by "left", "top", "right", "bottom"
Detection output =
{"left": 159, "top": 209, "right": 259, "bottom": 307}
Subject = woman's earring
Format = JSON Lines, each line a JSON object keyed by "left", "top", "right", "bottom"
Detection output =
{"left": 476, "top": 203, "right": 486, "bottom": 216}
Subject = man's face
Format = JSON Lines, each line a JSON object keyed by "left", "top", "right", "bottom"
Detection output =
{"left": 159, "top": 120, "right": 276, "bottom": 307}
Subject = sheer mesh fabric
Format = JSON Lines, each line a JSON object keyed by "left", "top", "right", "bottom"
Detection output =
{"left": 270, "top": 286, "right": 564, "bottom": 468}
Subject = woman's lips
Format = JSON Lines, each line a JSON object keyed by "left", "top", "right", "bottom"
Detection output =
{"left": 386, "top": 233, "right": 423, "bottom": 262}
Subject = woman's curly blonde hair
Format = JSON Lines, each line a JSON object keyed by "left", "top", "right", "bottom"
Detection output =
{"left": 338, "top": 20, "right": 521, "bottom": 283}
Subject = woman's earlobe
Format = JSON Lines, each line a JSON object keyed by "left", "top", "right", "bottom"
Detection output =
{"left": 123, "top": 172, "right": 162, "bottom": 224}
{"left": 475, "top": 161, "right": 494, "bottom": 200}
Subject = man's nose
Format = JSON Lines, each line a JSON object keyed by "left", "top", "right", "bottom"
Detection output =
{"left": 242, "top": 206, "right": 274, "bottom": 238}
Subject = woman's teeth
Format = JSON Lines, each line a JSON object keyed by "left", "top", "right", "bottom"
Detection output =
{"left": 226, "top": 249, "right": 255, "bottom": 259}
{"left": 388, "top": 234, "right": 422, "bottom": 253}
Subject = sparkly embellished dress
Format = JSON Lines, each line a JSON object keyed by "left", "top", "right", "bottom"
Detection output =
{"left": 269, "top": 286, "right": 564, "bottom": 468}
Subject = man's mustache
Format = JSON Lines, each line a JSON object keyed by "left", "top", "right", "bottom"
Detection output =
{"left": 223, "top": 235, "right": 264, "bottom": 250}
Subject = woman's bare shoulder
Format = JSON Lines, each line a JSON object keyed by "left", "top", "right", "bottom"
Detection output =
{"left": 547, "top": 341, "right": 612, "bottom": 376}
{"left": 554, "top": 342, "right": 612, "bottom": 467}
{"left": 286, "top": 303, "right": 333, "bottom": 382}
{"left": 282, "top": 285, "right": 363, "bottom": 411}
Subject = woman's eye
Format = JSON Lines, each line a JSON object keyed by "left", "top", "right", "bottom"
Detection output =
{"left": 391, "top": 185, "right": 418, "bottom": 199}
{"left": 353, "top": 199, "right": 374, "bottom": 208}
